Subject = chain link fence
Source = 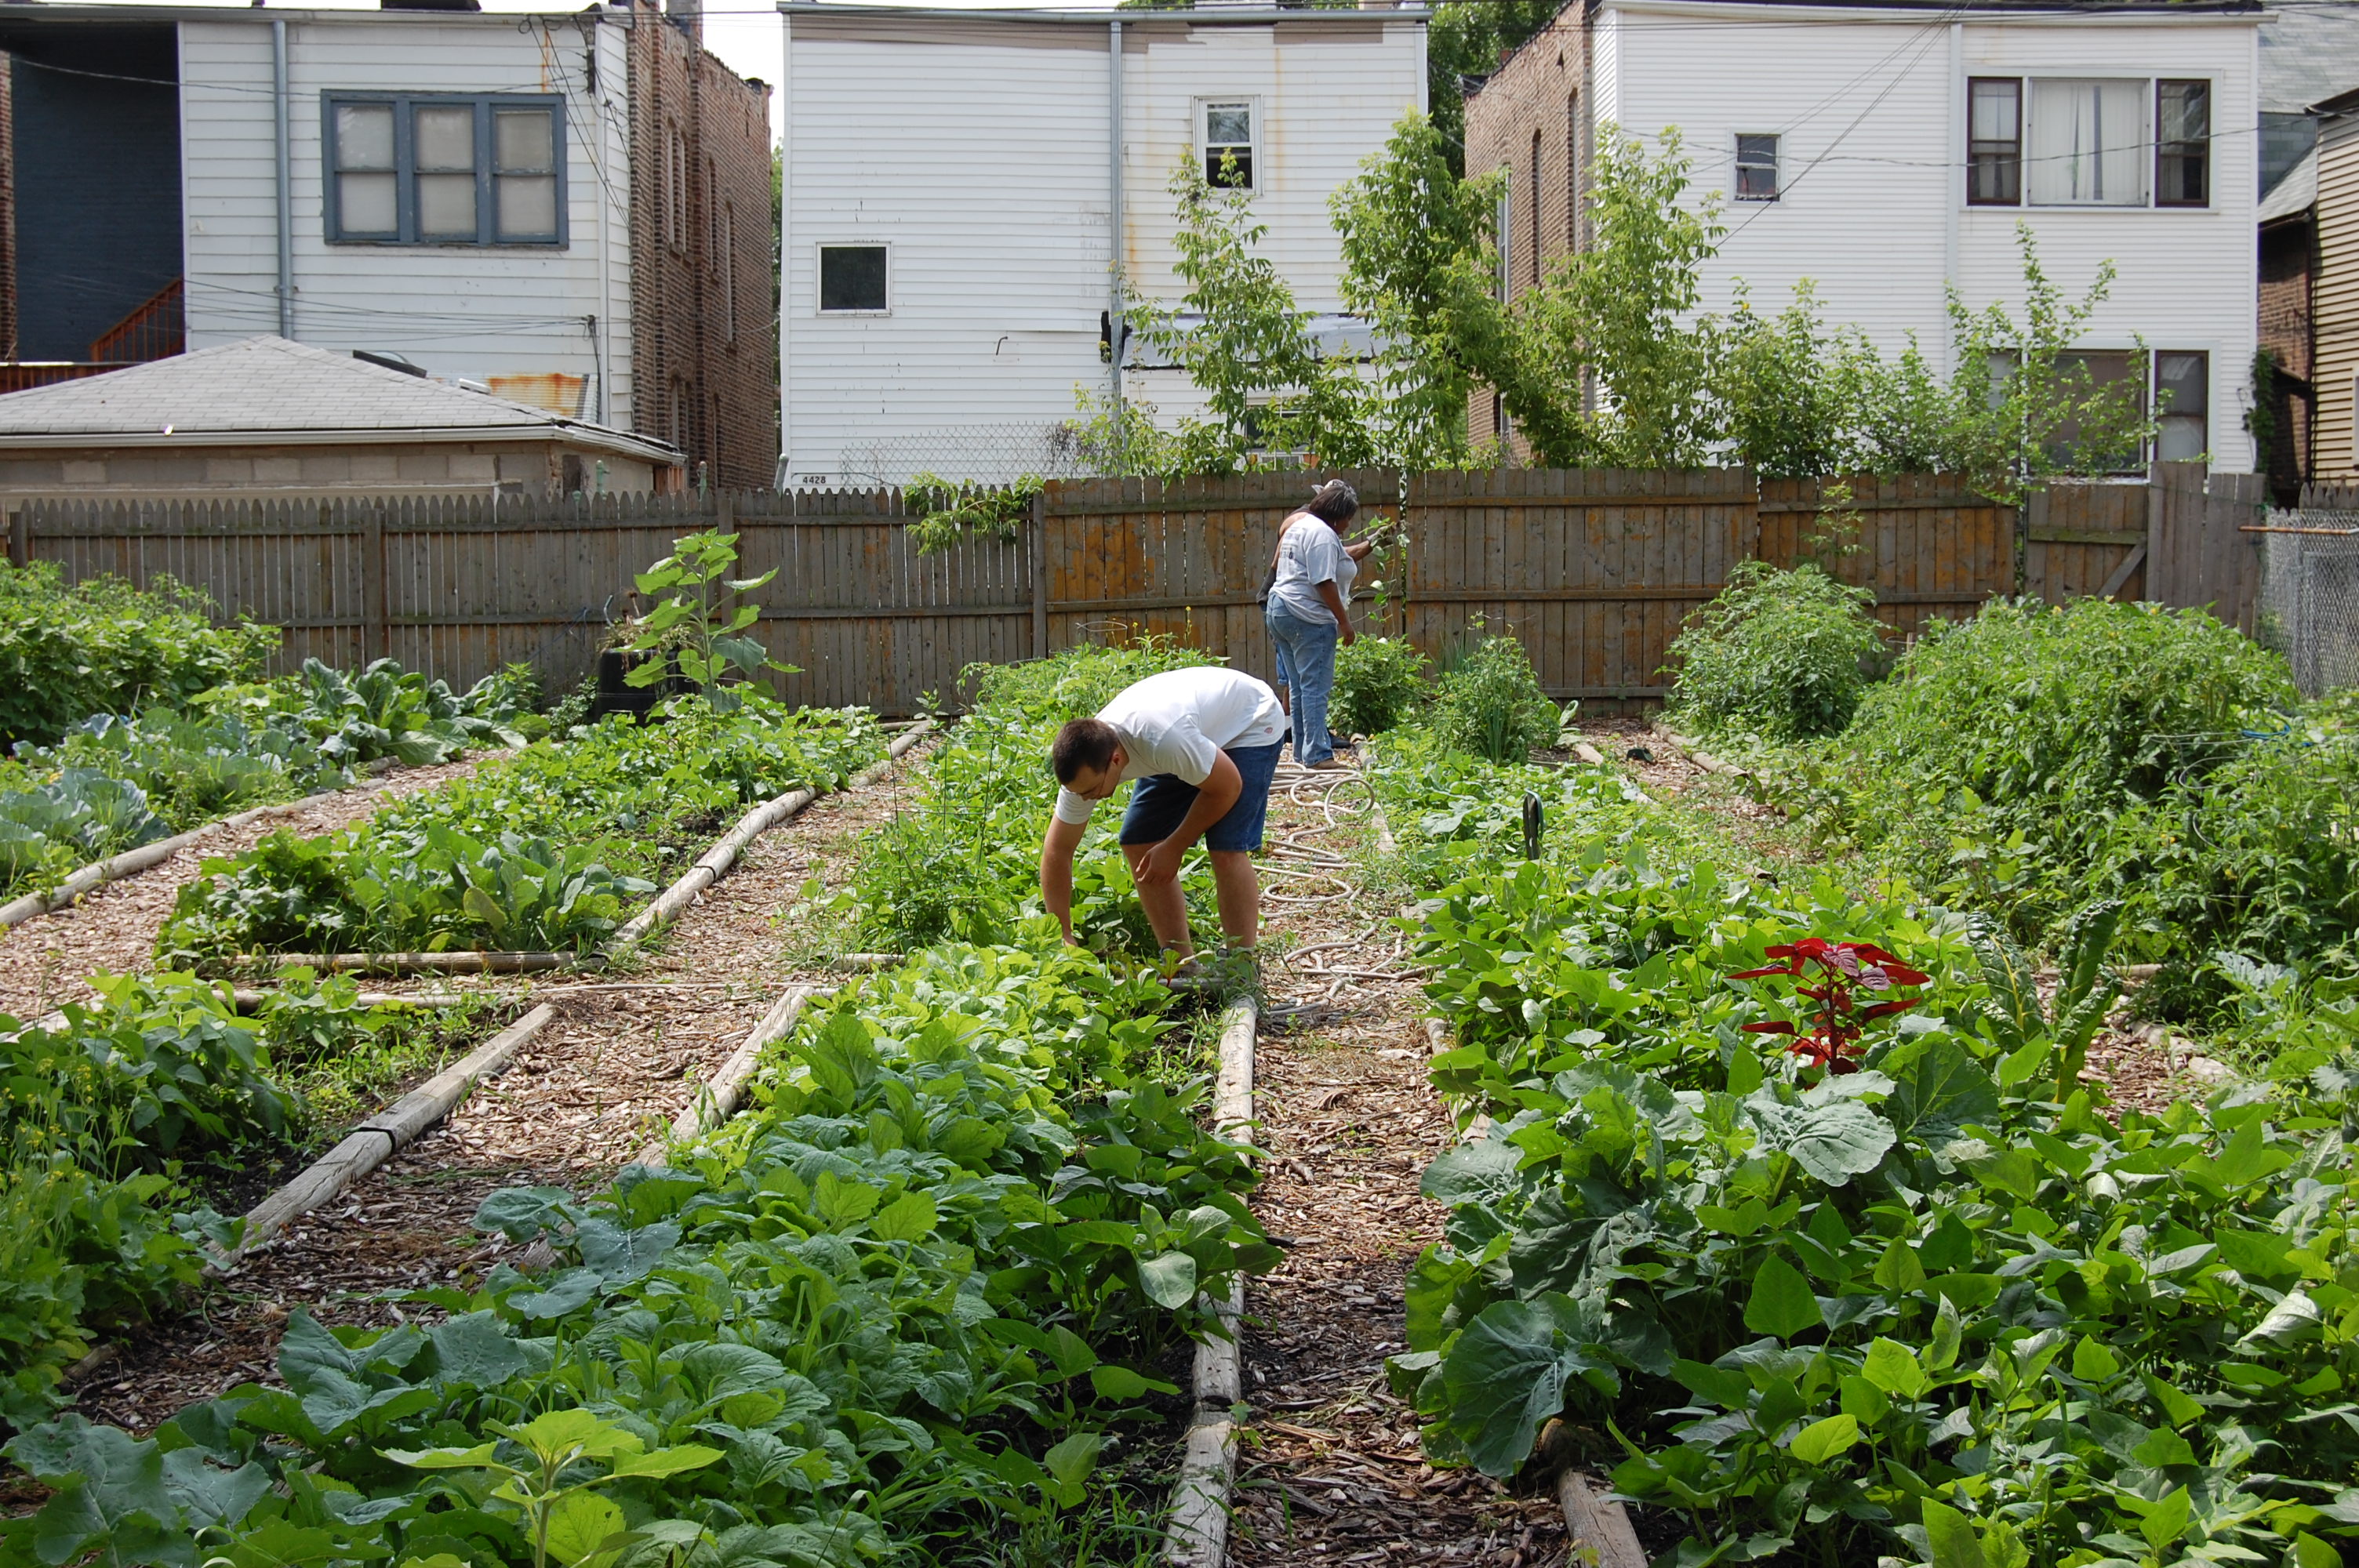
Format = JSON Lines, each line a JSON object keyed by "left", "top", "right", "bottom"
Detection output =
{"left": 2258, "top": 510, "right": 2359, "bottom": 697}
{"left": 834, "top": 423, "right": 1098, "bottom": 488}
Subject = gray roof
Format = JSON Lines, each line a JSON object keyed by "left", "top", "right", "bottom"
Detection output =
{"left": 2263, "top": 142, "right": 2318, "bottom": 223}
{"left": 2267, "top": 1, "right": 2359, "bottom": 114}
{"left": 0, "top": 336, "right": 678, "bottom": 461}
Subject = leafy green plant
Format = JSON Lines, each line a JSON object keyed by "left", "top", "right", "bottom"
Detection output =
{"left": 1664, "top": 561, "right": 1887, "bottom": 742}
{"left": 1331, "top": 635, "right": 1429, "bottom": 739}
{"left": 619, "top": 531, "right": 794, "bottom": 712}
{"left": 0, "top": 562, "right": 276, "bottom": 748}
{"left": 158, "top": 700, "right": 883, "bottom": 961}
{"left": 1429, "top": 626, "right": 1559, "bottom": 764}
{"left": 909, "top": 474, "right": 1045, "bottom": 555}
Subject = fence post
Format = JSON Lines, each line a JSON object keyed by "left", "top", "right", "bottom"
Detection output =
{"left": 362, "top": 499, "right": 386, "bottom": 665}
{"left": 1030, "top": 489, "right": 1049, "bottom": 660}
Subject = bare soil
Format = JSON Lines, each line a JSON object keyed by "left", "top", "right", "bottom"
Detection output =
{"left": 0, "top": 758, "right": 493, "bottom": 1020}
{"left": 1231, "top": 765, "right": 1570, "bottom": 1568}
{"left": 60, "top": 750, "right": 937, "bottom": 1435}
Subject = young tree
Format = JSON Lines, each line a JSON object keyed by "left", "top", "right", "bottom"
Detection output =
{"left": 1944, "top": 223, "right": 2157, "bottom": 506}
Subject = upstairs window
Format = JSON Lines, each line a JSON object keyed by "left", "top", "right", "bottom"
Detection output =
{"left": 1968, "top": 78, "right": 2021, "bottom": 205}
{"left": 819, "top": 244, "right": 889, "bottom": 314}
{"left": 1965, "top": 75, "right": 2210, "bottom": 209}
{"left": 1201, "top": 100, "right": 1256, "bottom": 190}
{"left": 1735, "top": 133, "right": 1779, "bottom": 201}
{"left": 2156, "top": 79, "right": 2211, "bottom": 207}
{"left": 2028, "top": 79, "right": 2145, "bottom": 206}
{"left": 325, "top": 95, "right": 564, "bottom": 246}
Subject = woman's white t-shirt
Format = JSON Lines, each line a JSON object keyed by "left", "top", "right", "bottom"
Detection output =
{"left": 1052, "top": 666, "right": 1285, "bottom": 826}
{"left": 1267, "top": 514, "right": 1357, "bottom": 626}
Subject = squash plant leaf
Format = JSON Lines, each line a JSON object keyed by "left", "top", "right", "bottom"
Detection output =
{"left": 1743, "top": 1254, "right": 1824, "bottom": 1340}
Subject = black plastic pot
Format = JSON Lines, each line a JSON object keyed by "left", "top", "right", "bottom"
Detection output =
{"left": 589, "top": 649, "right": 693, "bottom": 723}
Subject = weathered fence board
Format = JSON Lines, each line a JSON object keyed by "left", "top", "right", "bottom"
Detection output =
{"left": 8, "top": 465, "right": 2263, "bottom": 714}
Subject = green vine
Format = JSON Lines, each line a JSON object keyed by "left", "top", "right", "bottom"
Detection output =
{"left": 907, "top": 471, "right": 1047, "bottom": 555}
{"left": 2247, "top": 346, "right": 2279, "bottom": 481}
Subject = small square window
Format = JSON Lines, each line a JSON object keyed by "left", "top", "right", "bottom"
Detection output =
{"left": 819, "top": 245, "right": 889, "bottom": 313}
{"left": 1204, "top": 100, "right": 1255, "bottom": 190}
{"left": 1735, "top": 133, "right": 1778, "bottom": 201}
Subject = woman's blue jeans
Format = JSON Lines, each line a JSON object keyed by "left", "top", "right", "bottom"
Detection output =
{"left": 1266, "top": 601, "right": 1341, "bottom": 766}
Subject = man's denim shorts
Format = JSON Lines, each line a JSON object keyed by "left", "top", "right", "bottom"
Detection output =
{"left": 1117, "top": 740, "right": 1284, "bottom": 852}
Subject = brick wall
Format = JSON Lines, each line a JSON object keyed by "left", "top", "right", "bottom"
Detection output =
{"left": 626, "top": 2, "right": 776, "bottom": 492}
{"left": 1463, "top": 3, "right": 1586, "bottom": 459}
{"left": 2259, "top": 216, "right": 2314, "bottom": 502}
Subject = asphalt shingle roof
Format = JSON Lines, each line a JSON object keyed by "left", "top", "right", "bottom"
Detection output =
{"left": 0, "top": 336, "right": 671, "bottom": 459}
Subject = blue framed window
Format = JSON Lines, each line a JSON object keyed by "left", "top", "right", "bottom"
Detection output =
{"left": 324, "top": 93, "right": 565, "bottom": 246}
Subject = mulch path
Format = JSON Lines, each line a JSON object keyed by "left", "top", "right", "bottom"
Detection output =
{"left": 0, "top": 757, "right": 493, "bottom": 1021}
{"left": 60, "top": 747, "right": 937, "bottom": 1435}
{"left": 1232, "top": 764, "right": 1570, "bottom": 1568}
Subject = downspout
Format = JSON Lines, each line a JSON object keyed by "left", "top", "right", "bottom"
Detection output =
{"left": 1942, "top": 20, "right": 1961, "bottom": 378}
{"left": 273, "top": 18, "right": 293, "bottom": 338}
{"left": 777, "top": 7, "right": 793, "bottom": 485}
{"left": 588, "top": 20, "right": 611, "bottom": 423}
{"left": 1108, "top": 17, "right": 1122, "bottom": 420}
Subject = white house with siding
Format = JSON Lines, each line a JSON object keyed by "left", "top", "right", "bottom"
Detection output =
{"left": 1470, "top": 0, "right": 2263, "bottom": 470}
{"left": 775, "top": 2, "right": 1428, "bottom": 488}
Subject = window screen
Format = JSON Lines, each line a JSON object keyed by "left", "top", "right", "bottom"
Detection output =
{"left": 325, "top": 94, "right": 564, "bottom": 246}
{"left": 1968, "top": 78, "right": 2021, "bottom": 205}
{"left": 819, "top": 245, "right": 889, "bottom": 313}
{"left": 2043, "top": 350, "right": 2143, "bottom": 471}
{"left": 2156, "top": 81, "right": 2210, "bottom": 207}
{"left": 1204, "top": 101, "right": 1254, "bottom": 189}
{"left": 2156, "top": 351, "right": 2209, "bottom": 460}
{"left": 1735, "top": 134, "right": 1779, "bottom": 201}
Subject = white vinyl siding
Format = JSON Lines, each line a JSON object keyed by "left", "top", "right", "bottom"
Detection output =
{"left": 1594, "top": 0, "right": 2258, "bottom": 470}
{"left": 180, "top": 17, "right": 632, "bottom": 422}
{"left": 780, "top": 11, "right": 1424, "bottom": 481}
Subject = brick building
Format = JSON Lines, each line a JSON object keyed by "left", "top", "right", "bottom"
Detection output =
{"left": 627, "top": 0, "right": 776, "bottom": 492}
{"left": 1460, "top": 4, "right": 1588, "bottom": 459}
{"left": 2258, "top": 155, "right": 2314, "bottom": 504}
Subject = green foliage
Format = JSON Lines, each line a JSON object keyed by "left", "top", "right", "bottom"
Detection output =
{"left": 1714, "top": 282, "right": 1960, "bottom": 479}
{"left": 2, "top": 941, "right": 1269, "bottom": 1563}
{"left": 1664, "top": 561, "right": 1887, "bottom": 742}
{"left": 1371, "top": 746, "right": 2359, "bottom": 1565}
{"left": 1429, "top": 628, "right": 1560, "bottom": 764}
{"left": 1817, "top": 597, "right": 2299, "bottom": 949}
{"left": 1090, "top": 162, "right": 1374, "bottom": 476}
{"left": 849, "top": 641, "right": 1216, "bottom": 957}
{"left": 0, "top": 657, "right": 532, "bottom": 901}
{"left": 0, "top": 562, "right": 277, "bottom": 749}
{"left": 619, "top": 531, "right": 794, "bottom": 711}
{"left": 908, "top": 474, "right": 1046, "bottom": 555}
{"left": 158, "top": 700, "right": 883, "bottom": 960}
{"left": 0, "top": 970, "right": 426, "bottom": 1426}
{"left": 1943, "top": 226, "right": 2160, "bottom": 507}
{"left": 1330, "top": 635, "right": 1430, "bottom": 739}
{"left": 1330, "top": 111, "right": 1518, "bottom": 471}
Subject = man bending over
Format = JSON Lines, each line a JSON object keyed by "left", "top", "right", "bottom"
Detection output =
{"left": 1041, "top": 665, "right": 1285, "bottom": 958}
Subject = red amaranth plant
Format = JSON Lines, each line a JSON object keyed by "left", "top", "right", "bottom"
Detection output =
{"left": 1732, "top": 938, "right": 1928, "bottom": 1075}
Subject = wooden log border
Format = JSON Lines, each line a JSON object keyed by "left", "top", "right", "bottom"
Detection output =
{"left": 224, "top": 1002, "right": 558, "bottom": 1263}
{"left": 1160, "top": 995, "right": 1258, "bottom": 1568}
{"left": 0, "top": 758, "right": 400, "bottom": 930}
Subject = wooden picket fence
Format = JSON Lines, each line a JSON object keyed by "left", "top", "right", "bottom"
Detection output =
{"left": 4, "top": 463, "right": 2265, "bottom": 714}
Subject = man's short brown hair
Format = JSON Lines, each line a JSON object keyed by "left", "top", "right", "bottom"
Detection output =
{"left": 1052, "top": 718, "right": 1120, "bottom": 784}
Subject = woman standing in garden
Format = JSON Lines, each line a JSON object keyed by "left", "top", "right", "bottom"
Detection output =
{"left": 1263, "top": 480, "right": 1374, "bottom": 770}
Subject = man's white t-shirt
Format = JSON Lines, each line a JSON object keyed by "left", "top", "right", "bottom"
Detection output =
{"left": 1267, "top": 515, "right": 1357, "bottom": 626}
{"left": 1052, "top": 666, "right": 1285, "bottom": 826}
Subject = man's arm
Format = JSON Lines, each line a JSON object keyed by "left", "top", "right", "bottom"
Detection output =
{"left": 1316, "top": 579, "right": 1356, "bottom": 644}
{"left": 1039, "top": 815, "right": 1088, "bottom": 942}
{"left": 1134, "top": 750, "right": 1243, "bottom": 890}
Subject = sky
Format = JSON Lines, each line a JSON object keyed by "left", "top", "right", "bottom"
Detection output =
{"left": 78, "top": 0, "right": 1097, "bottom": 143}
